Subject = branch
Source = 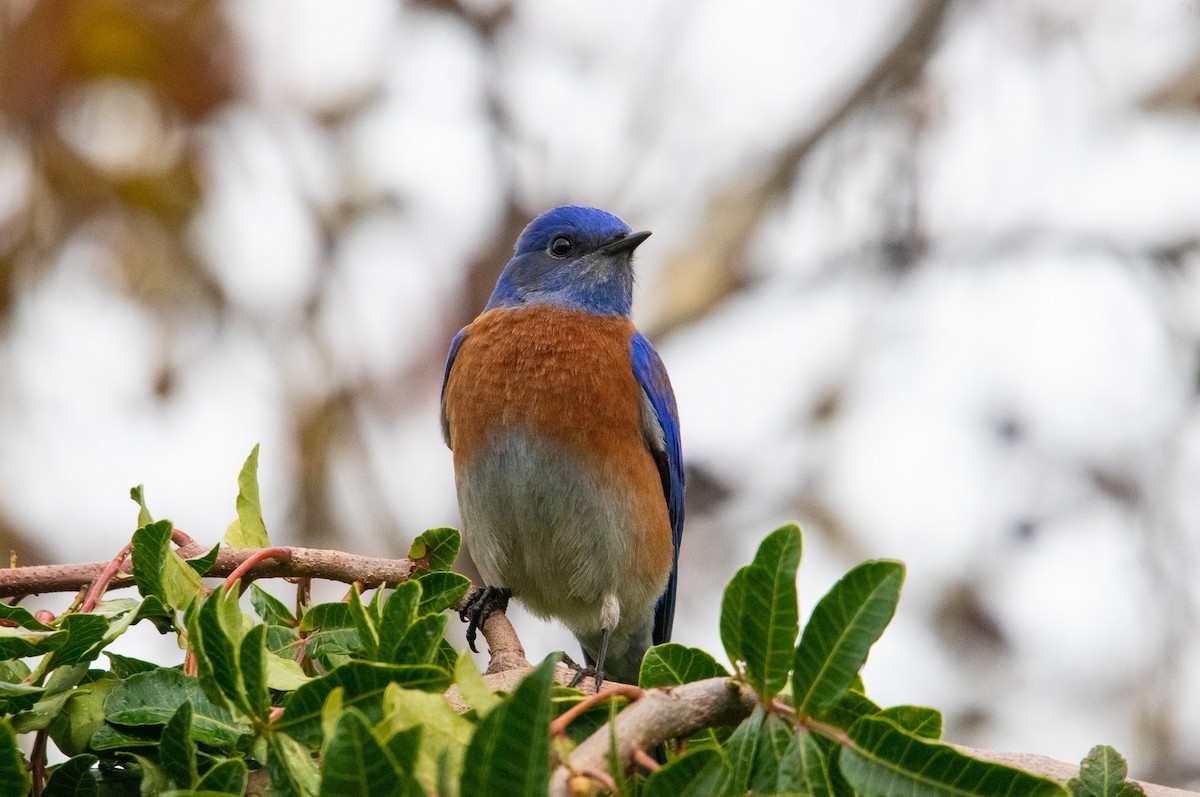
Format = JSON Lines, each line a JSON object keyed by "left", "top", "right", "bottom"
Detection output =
{"left": 549, "top": 676, "right": 759, "bottom": 796}
{"left": 0, "top": 544, "right": 416, "bottom": 599}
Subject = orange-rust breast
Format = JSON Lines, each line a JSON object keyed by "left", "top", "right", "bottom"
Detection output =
{"left": 445, "top": 306, "right": 645, "bottom": 468}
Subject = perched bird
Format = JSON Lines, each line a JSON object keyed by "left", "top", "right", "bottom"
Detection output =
{"left": 440, "top": 206, "right": 683, "bottom": 687}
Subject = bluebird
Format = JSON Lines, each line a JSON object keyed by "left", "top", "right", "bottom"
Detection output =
{"left": 440, "top": 206, "right": 683, "bottom": 688}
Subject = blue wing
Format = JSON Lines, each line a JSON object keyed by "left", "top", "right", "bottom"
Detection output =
{"left": 440, "top": 328, "right": 467, "bottom": 448}
{"left": 630, "top": 332, "right": 684, "bottom": 645}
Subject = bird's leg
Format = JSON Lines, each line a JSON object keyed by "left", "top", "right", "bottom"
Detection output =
{"left": 569, "top": 593, "right": 619, "bottom": 691}
{"left": 459, "top": 586, "right": 512, "bottom": 654}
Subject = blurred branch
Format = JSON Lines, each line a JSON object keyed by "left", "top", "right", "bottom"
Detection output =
{"left": 653, "top": 0, "right": 952, "bottom": 334}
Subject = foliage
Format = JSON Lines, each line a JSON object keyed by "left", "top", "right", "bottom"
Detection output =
{"left": 0, "top": 452, "right": 1152, "bottom": 796}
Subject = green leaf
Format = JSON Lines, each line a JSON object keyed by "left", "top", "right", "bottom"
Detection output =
{"left": 721, "top": 706, "right": 765, "bottom": 795}
{"left": 639, "top": 643, "right": 730, "bottom": 688}
{"left": 0, "top": 602, "right": 53, "bottom": 631}
{"left": 794, "top": 560, "right": 904, "bottom": 719}
{"left": 266, "top": 650, "right": 311, "bottom": 692}
{"left": 840, "top": 716, "right": 1067, "bottom": 797}
{"left": 131, "top": 520, "right": 174, "bottom": 602}
{"left": 268, "top": 732, "right": 319, "bottom": 797}
{"left": 719, "top": 523, "right": 802, "bottom": 701}
{"left": 413, "top": 572, "right": 471, "bottom": 615}
{"left": 42, "top": 614, "right": 111, "bottom": 671}
{"left": 300, "top": 603, "right": 363, "bottom": 663}
{"left": 643, "top": 748, "right": 727, "bottom": 797}
{"left": 89, "top": 723, "right": 160, "bottom": 750}
{"left": 277, "top": 662, "right": 451, "bottom": 748}
{"left": 319, "top": 710, "right": 423, "bottom": 797}
{"left": 47, "top": 674, "right": 120, "bottom": 757}
{"left": 103, "top": 669, "right": 251, "bottom": 749}
{"left": 131, "top": 520, "right": 204, "bottom": 612}
{"left": 879, "top": 705, "right": 943, "bottom": 741}
{"left": 184, "top": 544, "right": 221, "bottom": 577}
{"left": 776, "top": 730, "right": 838, "bottom": 796}
{"left": 459, "top": 653, "right": 557, "bottom": 797}
{"left": 345, "top": 586, "right": 379, "bottom": 659}
{"left": 377, "top": 582, "right": 420, "bottom": 663}
{"left": 239, "top": 625, "right": 270, "bottom": 720}
{"left": 130, "top": 485, "right": 154, "bottom": 528}
{"left": 453, "top": 653, "right": 500, "bottom": 716}
{"left": 196, "top": 758, "right": 248, "bottom": 794}
{"left": 161, "top": 701, "right": 198, "bottom": 789}
{"left": 378, "top": 684, "right": 473, "bottom": 794}
{"left": 391, "top": 614, "right": 447, "bottom": 666}
{"left": 408, "top": 528, "right": 460, "bottom": 572}
{"left": 105, "top": 653, "right": 160, "bottom": 679}
{"left": 193, "top": 585, "right": 253, "bottom": 714}
{"left": 224, "top": 444, "right": 271, "bottom": 549}
{"left": 0, "top": 624, "right": 65, "bottom": 660}
{"left": 1068, "top": 745, "right": 1145, "bottom": 797}
{"left": 250, "top": 584, "right": 297, "bottom": 627}
{"left": 43, "top": 753, "right": 100, "bottom": 797}
{"left": 0, "top": 717, "right": 31, "bottom": 797}
{"left": 120, "top": 750, "right": 168, "bottom": 795}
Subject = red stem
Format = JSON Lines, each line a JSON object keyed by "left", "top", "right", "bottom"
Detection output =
{"left": 30, "top": 728, "right": 47, "bottom": 796}
{"left": 549, "top": 682, "right": 644, "bottom": 738}
{"left": 223, "top": 548, "right": 291, "bottom": 594}
{"left": 80, "top": 543, "right": 133, "bottom": 613}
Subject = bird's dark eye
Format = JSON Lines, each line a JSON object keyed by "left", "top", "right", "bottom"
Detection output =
{"left": 548, "top": 236, "right": 573, "bottom": 258}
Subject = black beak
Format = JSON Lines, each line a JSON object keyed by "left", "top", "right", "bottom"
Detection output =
{"left": 600, "top": 230, "right": 651, "bottom": 255}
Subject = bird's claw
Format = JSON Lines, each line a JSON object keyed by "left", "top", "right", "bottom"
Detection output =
{"left": 460, "top": 586, "right": 512, "bottom": 653}
{"left": 568, "top": 663, "right": 605, "bottom": 692}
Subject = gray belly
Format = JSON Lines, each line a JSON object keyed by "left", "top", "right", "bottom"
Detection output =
{"left": 456, "top": 431, "right": 637, "bottom": 634}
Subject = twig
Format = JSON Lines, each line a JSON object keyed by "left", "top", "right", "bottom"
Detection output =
{"left": 550, "top": 683, "right": 643, "bottom": 738}
{"left": 224, "top": 548, "right": 291, "bottom": 594}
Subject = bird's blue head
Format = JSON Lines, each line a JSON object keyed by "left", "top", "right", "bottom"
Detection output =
{"left": 484, "top": 206, "right": 651, "bottom": 317}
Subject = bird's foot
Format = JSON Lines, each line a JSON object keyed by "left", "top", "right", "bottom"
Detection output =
{"left": 568, "top": 662, "right": 605, "bottom": 692}
{"left": 459, "top": 586, "right": 512, "bottom": 653}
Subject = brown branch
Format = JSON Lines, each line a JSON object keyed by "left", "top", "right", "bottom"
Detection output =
{"left": 549, "top": 677, "right": 759, "bottom": 795}
{"left": 954, "top": 746, "right": 1200, "bottom": 797}
{"left": 0, "top": 544, "right": 417, "bottom": 598}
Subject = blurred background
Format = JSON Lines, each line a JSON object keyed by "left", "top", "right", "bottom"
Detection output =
{"left": 2, "top": 0, "right": 1199, "bottom": 787}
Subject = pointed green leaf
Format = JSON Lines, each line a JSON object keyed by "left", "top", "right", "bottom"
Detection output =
{"left": 639, "top": 643, "right": 730, "bottom": 687}
{"left": 453, "top": 652, "right": 500, "bottom": 716}
{"left": 0, "top": 625, "right": 65, "bottom": 660}
{"left": 43, "top": 753, "right": 99, "bottom": 797}
{"left": 643, "top": 748, "right": 727, "bottom": 797}
{"left": 300, "top": 603, "right": 364, "bottom": 662}
{"left": 42, "top": 614, "right": 110, "bottom": 671}
{"left": 103, "top": 668, "right": 251, "bottom": 749}
{"left": 319, "top": 710, "right": 421, "bottom": 797}
{"left": 719, "top": 523, "right": 802, "bottom": 701}
{"left": 184, "top": 544, "right": 221, "bottom": 577}
{"left": 239, "top": 625, "right": 270, "bottom": 720}
{"left": 0, "top": 603, "right": 53, "bottom": 631}
{"left": 276, "top": 661, "right": 451, "bottom": 748}
{"left": 161, "top": 701, "right": 198, "bottom": 789}
{"left": 225, "top": 444, "right": 270, "bottom": 549}
{"left": 840, "top": 716, "right": 1066, "bottom": 797}
{"left": 721, "top": 706, "right": 765, "bottom": 795}
{"left": 413, "top": 572, "right": 471, "bottom": 615}
{"left": 459, "top": 654, "right": 557, "bottom": 797}
{"left": 879, "top": 705, "right": 943, "bottom": 741}
{"left": 776, "top": 729, "right": 838, "bottom": 796}
{"left": 250, "top": 584, "right": 297, "bottom": 627}
{"left": 105, "top": 653, "right": 159, "bottom": 679}
{"left": 47, "top": 675, "right": 120, "bottom": 757}
{"left": 377, "top": 582, "right": 420, "bottom": 663}
{"left": 345, "top": 586, "right": 379, "bottom": 659}
{"left": 88, "top": 723, "right": 160, "bottom": 750}
{"left": 266, "top": 650, "right": 311, "bottom": 692}
{"left": 196, "top": 758, "right": 248, "bottom": 794}
{"left": 269, "top": 731, "right": 319, "bottom": 797}
{"left": 131, "top": 520, "right": 174, "bottom": 602}
{"left": 378, "top": 684, "right": 472, "bottom": 794}
{"left": 193, "top": 585, "right": 254, "bottom": 714}
{"left": 408, "top": 528, "right": 460, "bottom": 572}
{"left": 794, "top": 560, "right": 904, "bottom": 718}
{"left": 130, "top": 484, "right": 154, "bottom": 528}
{"left": 1068, "top": 745, "right": 1145, "bottom": 797}
{"left": 0, "top": 717, "right": 30, "bottom": 797}
{"left": 391, "top": 614, "right": 447, "bottom": 666}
